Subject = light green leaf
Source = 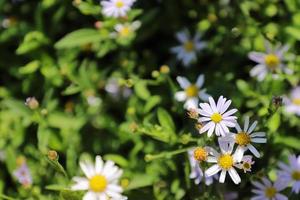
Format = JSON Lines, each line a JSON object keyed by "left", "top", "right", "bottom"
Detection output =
{"left": 134, "top": 81, "right": 150, "bottom": 100}
{"left": 157, "top": 108, "right": 175, "bottom": 132}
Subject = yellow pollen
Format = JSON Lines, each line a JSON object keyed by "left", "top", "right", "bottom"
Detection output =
{"left": 218, "top": 154, "right": 233, "bottom": 170}
{"left": 243, "top": 162, "right": 251, "bottom": 169}
{"left": 211, "top": 113, "right": 222, "bottom": 123}
{"left": 89, "top": 175, "right": 107, "bottom": 192}
{"left": 292, "top": 98, "right": 300, "bottom": 106}
{"left": 265, "top": 54, "right": 279, "bottom": 69}
{"left": 292, "top": 171, "right": 300, "bottom": 181}
{"left": 235, "top": 132, "right": 251, "bottom": 146}
{"left": 185, "top": 85, "right": 198, "bottom": 97}
{"left": 120, "top": 27, "right": 130, "bottom": 37}
{"left": 115, "top": 1, "right": 124, "bottom": 8}
{"left": 193, "top": 147, "right": 208, "bottom": 162}
{"left": 265, "top": 187, "right": 276, "bottom": 198}
{"left": 184, "top": 41, "right": 194, "bottom": 52}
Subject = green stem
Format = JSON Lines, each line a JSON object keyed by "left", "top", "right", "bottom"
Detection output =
{"left": 0, "top": 194, "right": 17, "bottom": 200}
{"left": 145, "top": 147, "right": 193, "bottom": 162}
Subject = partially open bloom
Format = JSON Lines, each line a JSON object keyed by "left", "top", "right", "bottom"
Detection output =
{"left": 248, "top": 41, "right": 291, "bottom": 81}
{"left": 114, "top": 21, "right": 141, "bottom": 38}
{"left": 235, "top": 155, "right": 255, "bottom": 173}
{"left": 219, "top": 116, "right": 266, "bottom": 158}
{"left": 101, "top": 0, "right": 135, "bottom": 18}
{"left": 71, "top": 155, "right": 127, "bottom": 200}
{"left": 205, "top": 142, "right": 243, "bottom": 184}
{"left": 171, "top": 29, "right": 206, "bottom": 67}
{"left": 251, "top": 177, "right": 288, "bottom": 200}
{"left": 13, "top": 162, "right": 32, "bottom": 187}
{"left": 277, "top": 154, "right": 300, "bottom": 194}
{"left": 174, "top": 75, "right": 210, "bottom": 109}
{"left": 198, "top": 96, "right": 237, "bottom": 137}
{"left": 284, "top": 86, "right": 300, "bottom": 116}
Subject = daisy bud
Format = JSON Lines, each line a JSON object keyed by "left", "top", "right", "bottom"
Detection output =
{"left": 193, "top": 147, "right": 208, "bottom": 162}
{"left": 94, "top": 21, "right": 102, "bottom": 29}
{"left": 47, "top": 150, "right": 58, "bottom": 161}
{"left": 25, "top": 97, "right": 39, "bottom": 110}
{"left": 160, "top": 65, "right": 170, "bottom": 74}
{"left": 272, "top": 96, "right": 282, "bottom": 108}
{"left": 195, "top": 122, "right": 204, "bottom": 131}
{"left": 187, "top": 108, "right": 199, "bottom": 119}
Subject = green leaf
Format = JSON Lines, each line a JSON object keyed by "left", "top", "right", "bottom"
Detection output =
{"left": 76, "top": 2, "right": 101, "bottom": 15}
{"left": 125, "top": 174, "right": 156, "bottom": 191}
{"left": 60, "top": 190, "right": 82, "bottom": 200}
{"left": 267, "top": 112, "right": 280, "bottom": 132}
{"left": 285, "top": 26, "right": 300, "bottom": 40}
{"left": 144, "top": 95, "right": 161, "bottom": 113}
{"left": 103, "top": 154, "right": 129, "bottom": 167}
{"left": 18, "top": 60, "right": 40, "bottom": 75}
{"left": 134, "top": 81, "right": 150, "bottom": 100}
{"left": 274, "top": 135, "right": 300, "bottom": 150}
{"left": 16, "top": 31, "right": 49, "bottom": 54}
{"left": 47, "top": 112, "right": 86, "bottom": 130}
{"left": 55, "top": 29, "right": 102, "bottom": 49}
{"left": 157, "top": 108, "right": 175, "bottom": 132}
{"left": 61, "top": 84, "right": 82, "bottom": 96}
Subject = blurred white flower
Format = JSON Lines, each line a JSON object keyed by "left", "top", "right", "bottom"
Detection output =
{"left": 205, "top": 142, "right": 243, "bottom": 184}
{"left": 13, "top": 163, "right": 32, "bottom": 187}
{"left": 284, "top": 86, "right": 300, "bottom": 116}
{"left": 105, "top": 78, "right": 132, "bottom": 99}
{"left": 188, "top": 147, "right": 214, "bottom": 185}
{"left": 248, "top": 41, "right": 291, "bottom": 81}
{"left": 219, "top": 116, "right": 266, "bottom": 158}
{"left": 71, "top": 155, "right": 127, "bottom": 200}
{"left": 171, "top": 29, "right": 206, "bottom": 67}
{"left": 251, "top": 177, "right": 288, "bottom": 200}
{"left": 87, "top": 96, "right": 102, "bottom": 107}
{"left": 277, "top": 154, "right": 300, "bottom": 194}
{"left": 101, "top": 0, "right": 135, "bottom": 18}
{"left": 198, "top": 96, "right": 237, "bottom": 137}
{"left": 174, "top": 74, "right": 210, "bottom": 109}
{"left": 114, "top": 21, "right": 141, "bottom": 38}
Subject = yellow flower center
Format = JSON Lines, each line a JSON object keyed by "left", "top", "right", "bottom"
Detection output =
{"left": 292, "top": 98, "right": 300, "bottom": 106}
{"left": 120, "top": 27, "right": 130, "bottom": 37}
{"left": 265, "top": 187, "right": 276, "bottom": 198}
{"left": 218, "top": 154, "right": 234, "bottom": 170}
{"left": 193, "top": 147, "right": 208, "bottom": 162}
{"left": 292, "top": 171, "right": 300, "bottom": 181}
{"left": 184, "top": 41, "right": 194, "bottom": 52}
{"left": 235, "top": 132, "right": 251, "bottom": 146}
{"left": 185, "top": 85, "right": 198, "bottom": 97}
{"left": 211, "top": 113, "right": 222, "bottom": 123}
{"left": 265, "top": 54, "right": 279, "bottom": 69}
{"left": 243, "top": 162, "right": 251, "bottom": 170}
{"left": 89, "top": 175, "right": 107, "bottom": 192}
{"left": 115, "top": 1, "right": 124, "bottom": 8}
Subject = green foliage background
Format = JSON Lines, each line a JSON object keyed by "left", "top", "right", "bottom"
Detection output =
{"left": 0, "top": 0, "right": 299, "bottom": 199}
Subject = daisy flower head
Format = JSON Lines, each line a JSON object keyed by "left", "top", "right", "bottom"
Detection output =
{"left": 71, "top": 155, "right": 127, "bottom": 200}
{"left": 219, "top": 116, "right": 266, "bottom": 158}
{"left": 188, "top": 147, "right": 214, "bottom": 185}
{"left": 251, "top": 177, "right": 288, "bottom": 200}
{"left": 114, "top": 21, "right": 141, "bottom": 38}
{"left": 171, "top": 29, "right": 206, "bottom": 67}
{"left": 101, "top": 0, "right": 135, "bottom": 18}
{"left": 248, "top": 41, "right": 291, "bottom": 81}
{"left": 198, "top": 96, "right": 238, "bottom": 137}
{"left": 205, "top": 142, "right": 243, "bottom": 184}
{"left": 174, "top": 74, "right": 210, "bottom": 110}
{"left": 284, "top": 86, "right": 300, "bottom": 116}
{"left": 235, "top": 155, "right": 255, "bottom": 173}
{"left": 277, "top": 154, "right": 300, "bottom": 194}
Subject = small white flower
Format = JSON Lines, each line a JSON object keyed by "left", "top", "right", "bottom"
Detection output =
{"left": 235, "top": 155, "right": 255, "bottom": 173}
{"left": 171, "top": 29, "right": 206, "bottom": 67}
{"left": 248, "top": 41, "right": 291, "bottom": 81}
{"left": 105, "top": 78, "right": 132, "bottom": 99}
{"left": 205, "top": 142, "right": 243, "bottom": 184}
{"left": 71, "top": 155, "right": 127, "bottom": 200}
{"left": 277, "top": 154, "right": 300, "bottom": 194}
{"left": 219, "top": 116, "right": 266, "bottom": 158}
{"left": 114, "top": 21, "right": 141, "bottom": 38}
{"left": 174, "top": 74, "right": 210, "bottom": 109}
{"left": 251, "top": 177, "right": 288, "bottom": 200}
{"left": 284, "top": 86, "right": 300, "bottom": 116}
{"left": 198, "top": 96, "right": 238, "bottom": 137}
{"left": 101, "top": 0, "right": 135, "bottom": 18}
{"left": 188, "top": 147, "right": 214, "bottom": 185}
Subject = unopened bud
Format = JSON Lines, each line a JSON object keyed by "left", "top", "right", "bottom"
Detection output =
{"left": 272, "top": 96, "right": 282, "bottom": 108}
{"left": 47, "top": 150, "right": 58, "bottom": 161}
{"left": 129, "top": 122, "right": 138, "bottom": 133}
{"left": 195, "top": 122, "right": 204, "bottom": 131}
{"left": 187, "top": 108, "right": 199, "bottom": 119}
{"left": 25, "top": 97, "right": 39, "bottom": 110}
{"left": 160, "top": 65, "right": 170, "bottom": 74}
{"left": 94, "top": 21, "right": 102, "bottom": 29}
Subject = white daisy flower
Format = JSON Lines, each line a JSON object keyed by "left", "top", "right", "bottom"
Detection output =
{"left": 251, "top": 177, "right": 288, "bottom": 200}
{"left": 219, "top": 116, "right": 267, "bottom": 158}
{"left": 101, "top": 0, "right": 135, "bottom": 18}
{"left": 198, "top": 96, "right": 238, "bottom": 137}
{"left": 248, "top": 41, "right": 291, "bottom": 81}
{"left": 205, "top": 142, "right": 243, "bottom": 184}
{"left": 277, "top": 154, "right": 300, "bottom": 194}
{"left": 174, "top": 74, "right": 210, "bottom": 109}
{"left": 71, "top": 155, "right": 127, "bottom": 200}
{"left": 188, "top": 147, "right": 214, "bottom": 185}
{"left": 171, "top": 29, "right": 206, "bottom": 67}
{"left": 284, "top": 86, "right": 300, "bottom": 116}
{"left": 114, "top": 21, "right": 141, "bottom": 38}
{"left": 235, "top": 155, "right": 255, "bottom": 173}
